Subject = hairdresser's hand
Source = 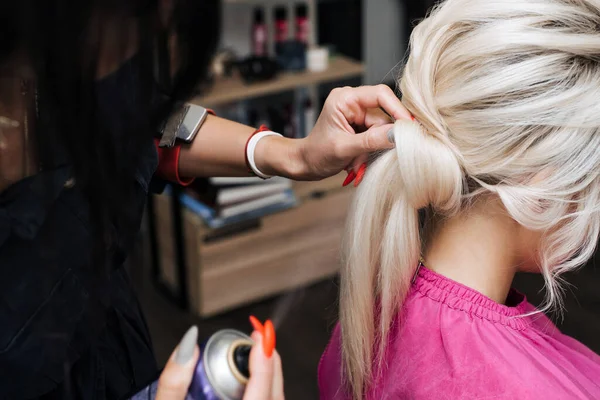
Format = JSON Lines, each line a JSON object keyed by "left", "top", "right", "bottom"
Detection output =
{"left": 155, "top": 326, "right": 200, "bottom": 400}
{"left": 154, "top": 325, "right": 284, "bottom": 400}
{"left": 296, "top": 85, "right": 412, "bottom": 181}
{"left": 244, "top": 330, "right": 284, "bottom": 400}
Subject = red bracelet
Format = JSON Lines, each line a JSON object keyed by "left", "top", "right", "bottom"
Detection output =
{"left": 154, "top": 108, "right": 216, "bottom": 186}
{"left": 154, "top": 140, "right": 195, "bottom": 186}
{"left": 245, "top": 125, "right": 271, "bottom": 176}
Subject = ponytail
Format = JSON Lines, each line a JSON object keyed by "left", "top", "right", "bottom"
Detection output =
{"left": 340, "top": 120, "right": 463, "bottom": 399}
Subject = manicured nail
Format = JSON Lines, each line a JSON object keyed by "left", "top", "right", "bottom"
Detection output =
{"left": 387, "top": 128, "right": 395, "bottom": 144}
{"left": 249, "top": 315, "right": 264, "bottom": 335}
{"left": 410, "top": 115, "right": 415, "bottom": 121}
{"left": 263, "top": 320, "right": 276, "bottom": 358}
{"left": 354, "top": 164, "right": 367, "bottom": 187}
{"left": 342, "top": 170, "right": 357, "bottom": 187}
{"left": 175, "top": 326, "right": 198, "bottom": 365}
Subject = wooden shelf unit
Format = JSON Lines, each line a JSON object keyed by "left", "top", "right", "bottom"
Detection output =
{"left": 191, "top": 56, "right": 364, "bottom": 108}
{"left": 154, "top": 174, "right": 353, "bottom": 317}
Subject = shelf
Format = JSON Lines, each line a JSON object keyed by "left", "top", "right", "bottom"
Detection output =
{"left": 191, "top": 55, "right": 364, "bottom": 108}
{"left": 153, "top": 184, "right": 353, "bottom": 316}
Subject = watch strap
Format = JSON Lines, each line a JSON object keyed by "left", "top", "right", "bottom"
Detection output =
{"left": 158, "top": 103, "right": 208, "bottom": 148}
{"left": 159, "top": 104, "right": 189, "bottom": 148}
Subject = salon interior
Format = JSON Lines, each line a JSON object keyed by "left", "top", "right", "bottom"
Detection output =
{"left": 132, "top": 1, "right": 599, "bottom": 399}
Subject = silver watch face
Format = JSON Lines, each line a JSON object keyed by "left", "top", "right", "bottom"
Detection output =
{"left": 177, "top": 104, "right": 208, "bottom": 143}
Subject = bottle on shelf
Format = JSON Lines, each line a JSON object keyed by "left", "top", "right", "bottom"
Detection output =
{"left": 295, "top": 4, "right": 309, "bottom": 45}
{"left": 251, "top": 7, "right": 268, "bottom": 57}
{"left": 274, "top": 6, "right": 289, "bottom": 44}
{"left": 274, "top": 5, "right": 306, "bottom": 71}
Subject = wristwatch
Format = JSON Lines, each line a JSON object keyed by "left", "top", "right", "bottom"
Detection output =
{"left": 158, "top": 103, "right": 209, "bottom": 148}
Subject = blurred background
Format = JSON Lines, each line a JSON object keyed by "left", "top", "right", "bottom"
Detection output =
{"left": 126, "top": 1, "right": 598, "bottom": 399}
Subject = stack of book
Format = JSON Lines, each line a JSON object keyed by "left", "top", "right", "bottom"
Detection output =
{"left": 177, "top": 176, "right": 298, "bottom": 229}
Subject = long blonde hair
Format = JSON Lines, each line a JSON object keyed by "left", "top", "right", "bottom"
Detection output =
{"left": 340, "top": 0, "right": 600, "bottom": 398}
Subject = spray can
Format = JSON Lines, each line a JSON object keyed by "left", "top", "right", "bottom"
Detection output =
{"left": 187, "top": 329, "right": 253, "bottom": 400}
{"left": 131, "top": 329, "right": 253, "bottom": 400}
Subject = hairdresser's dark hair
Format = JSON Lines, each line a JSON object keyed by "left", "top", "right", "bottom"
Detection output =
{"left": 0, "top": 0, "right": 219, "bottom": 270}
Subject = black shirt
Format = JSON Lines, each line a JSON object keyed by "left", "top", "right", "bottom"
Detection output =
{"left": 0, "top": 56, "right": 160, "bottom": 400}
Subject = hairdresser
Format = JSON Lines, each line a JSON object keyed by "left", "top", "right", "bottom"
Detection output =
{"left": 0, "top": 1, "right": 408, "bottom": 399}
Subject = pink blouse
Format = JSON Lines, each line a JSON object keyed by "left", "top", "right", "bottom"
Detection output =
{"left": 319, "top": 267, "right": 600, "bottom": 399}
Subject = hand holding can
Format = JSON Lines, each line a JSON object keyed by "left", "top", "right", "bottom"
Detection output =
{"left": 134, "top": 319, "right": 283, "bottom": 400}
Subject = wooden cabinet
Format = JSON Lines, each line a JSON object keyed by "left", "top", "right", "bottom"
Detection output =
{"left": 153, "top": 175, "right": 353, "bottom": 317}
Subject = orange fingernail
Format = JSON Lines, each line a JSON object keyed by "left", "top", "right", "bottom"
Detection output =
{"left": 263, "top": 320, "right": 276, "bottom": 358}
{"left": 354, "top": 164, "right": 367, "bottom": 187}
{"left": 411, "top": 115, "right": 416, "bottom": 121}
{"left": 342, "top": 170, "right": 356, "bottom": 187}
{"left": 249, "top": 315, "right": 264, "bottom": 335}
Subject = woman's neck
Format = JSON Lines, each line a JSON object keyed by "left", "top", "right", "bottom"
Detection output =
{"left": 423, "top": 201, "right": 523, "bottom": 304}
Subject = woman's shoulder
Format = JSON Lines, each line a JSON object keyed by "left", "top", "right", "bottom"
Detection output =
{"left": 381, "top": 312, "right": 600, "bottom": 399}
{"left": 378, "top": 271, "right": 600, "bottom": 399}
{"left": 319, "top": 267, "right": 600, "bottom": 400}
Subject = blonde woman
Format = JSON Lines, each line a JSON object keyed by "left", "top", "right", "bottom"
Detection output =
{"left": 319, "top": 0, "right": 600, "bottom": 398}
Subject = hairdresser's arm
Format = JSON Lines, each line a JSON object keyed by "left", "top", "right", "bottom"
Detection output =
{"left": 177, "top": 85, "right": 412, "bottom": 181}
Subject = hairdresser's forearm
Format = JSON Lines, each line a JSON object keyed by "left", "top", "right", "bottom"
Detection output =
{"left": 177, "top": 114, "right": 304, "bottom": 179}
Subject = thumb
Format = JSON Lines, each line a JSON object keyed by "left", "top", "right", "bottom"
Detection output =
{"left": 244, "top": 331, "right": 275, "bottom": 400}
{"left": 345, "top": 123, "right": 395, "bottom": 158}
{"left": 156, "top": 326, "right": 200, "bottom": 400}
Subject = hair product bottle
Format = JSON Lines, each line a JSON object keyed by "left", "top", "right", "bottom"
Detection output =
{"left": 274, "top": 6, "right": 289, "bottom": 44}
{"left": 295, "top": 4, "right": 309, "bottom": 45}
{"left": 251, "top": 7, "right": 267, "bottom": 57}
